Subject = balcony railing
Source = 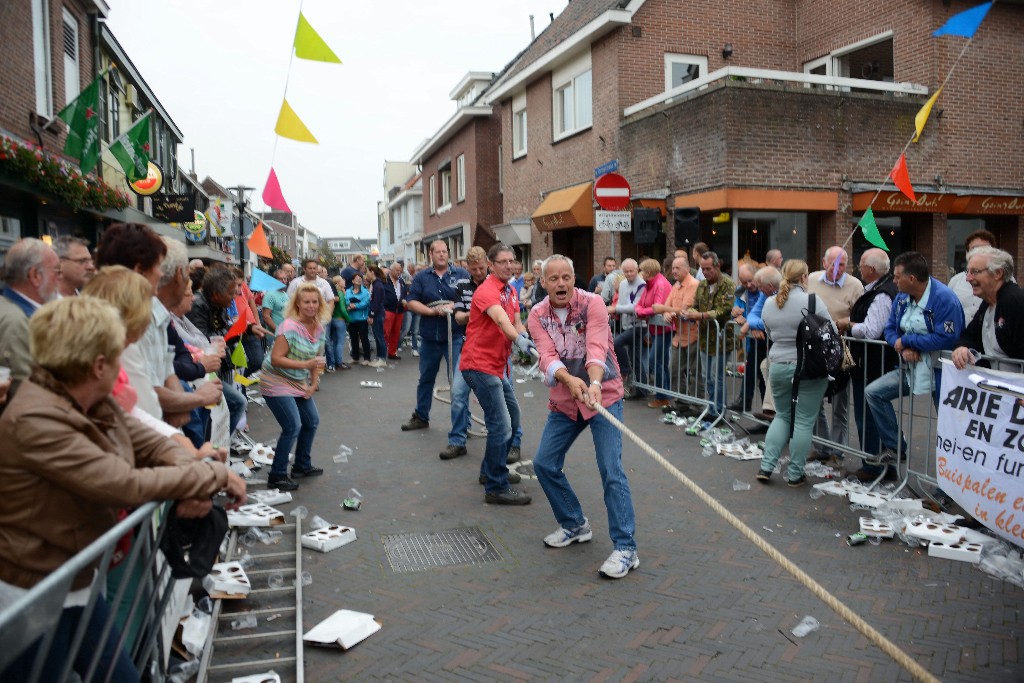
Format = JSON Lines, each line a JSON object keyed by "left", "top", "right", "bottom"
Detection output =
{"left": 624, "top": 65, "right": 929, "bottom": 118}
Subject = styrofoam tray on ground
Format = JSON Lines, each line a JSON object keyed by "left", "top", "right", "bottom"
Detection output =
{"left": 859, "top": 517, "right": 895, "bottom": 538}
{"left": 360, "top": 381, "right": 383, "bottom": 388}
{"left": 928, "top": 540, "right": 983, "bottom": 563}
{"left": 304, "top": 609, "right": 381, "bottom": 650}
{"left": 227, "top": 503, "right": 285, "bottom": 527}
{"left": 716, "top": 443, "right": 762, "bottom": 460}
{"left": 812, "top": 480, "right": 868, "bottom": 497}
{"left": 905, "top": 519, "right": 966, "bottom": 545}
{"left": 248, "top": 488, "right": 293, "bottom": 506}
{"left": 301, "top": 525, "right": 357, "bottom": 553}
{"left": 849, "top": 490, "right": 892, "bottom": 508}
{"left": 231, "top": 672, "right": 280, "bottom": 683}
{"left": 249, "top": 444, "right": 275, "bottom": 465}
{"left": 202, "top": 561, "right": 251, "bottom": 597}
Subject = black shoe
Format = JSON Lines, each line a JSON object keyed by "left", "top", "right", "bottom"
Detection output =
{"left": 507, "top": 446, "right": 522, "bottom": 464}
{"left": 755, "top": 470, "right": 772, "bottom": 482}
{"left": 849, "top": 467, "right": 897, "bottom": 484}
{"left": 726, "top": 400, "right": 743, "bottom": 412}
{"left": 747, "top": 423, "right": 769, "bottom": 435}
{"left": 787, "top": 475, "right": 807, "bottom": 488}
{"left": 268, "top": 476, "right": 299, "bottom": 491}
{"left": 479, "top": 470, "right": 521, "bottom": 485}
{"left": 401, "top": 413, "right": 429, "bottom": 431}
{"left": 439, "top": 444, "right": 468, "bottom": 460}
{"left": 291, "top": 466, "right": 324, "bottom": 478}
{"left": 485, "top": 487, "right": 532, "bottom": 505}
{"left": 388, "top": 354, "right": 401, "bottom": 360}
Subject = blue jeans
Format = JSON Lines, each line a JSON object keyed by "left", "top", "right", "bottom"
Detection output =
{"left": 533, "top": 400, "right": 637, "bottom": 550}
{"left": 865, "top": 369, "right": 912, "bottom": 453}
{"left": 371, "top": 315, "right": 386, "bottom": 359}
{"left": 759, "top": 363, "right": 828, "bottom": 481}
{"left": 447, "top": 367, "right": 472, "bottom": 447}
{"left": 647, "top": 332, "right": 671, "bottom": 400}
{"left": 700, "top": 351, "right": 727, "bottom": 415}
{"left": 614, "top": 326, "right": 648, "bottom": 391}
{"left": 3, "top": 599, "right": 139, "bottom": 682}
{"left": 462, "top": 369, "right": 520, "bottom": 493}
{"left": 414, "top": 336, "right": 463, "bottom": 422}
{"left": 264, "top": 394, "right": 320, "bottom": 477}
{"left": 329, "top": 318, "right": 348, "bottom": 367}
{"left": 401, "top": 312, "right": 420, "bottom": 351}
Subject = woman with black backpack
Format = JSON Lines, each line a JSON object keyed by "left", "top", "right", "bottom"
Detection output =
{"left": 755, "top": 260, "right": 837, "bottom": 487}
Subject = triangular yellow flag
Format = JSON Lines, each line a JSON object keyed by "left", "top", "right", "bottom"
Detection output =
{"left": 294, "top": 13, "right": 342, "bottom": 63}
{"left": 275, "top": 99, "right": 319, "bottom": 143}
{"left": 913, "top": 87, "right": 942, "bottom": 143}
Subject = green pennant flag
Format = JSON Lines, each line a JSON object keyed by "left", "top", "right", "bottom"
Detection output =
{"left": 857, "top": 207, "right": 890, "bottom": 251}
{"left": 56, "top": 74, "right": 103, "bottom": 174}
{"left": 230, "top": 340, "right": 248, "bottom": 369}
{"left": 109, "top": 111, "right": 151, "bottom": 182}
{"left": 294, "top": 13, "right": 342, "bottom": 63}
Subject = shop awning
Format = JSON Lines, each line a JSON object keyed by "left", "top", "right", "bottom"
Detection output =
{"left": 531, "top": 182, "right": 594, "bottom": 231}
{"left": 674, "top": 188, "right": 838, "bottom": 212}
{"left": 853, "top": 191, "right": 1024, "bottom": 215}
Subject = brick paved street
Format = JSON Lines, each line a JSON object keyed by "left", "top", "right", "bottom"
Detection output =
{"left": 238, "top": 356, "right": 1023, "bottom": 682}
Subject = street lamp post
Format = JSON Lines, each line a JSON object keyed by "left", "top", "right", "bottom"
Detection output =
{"left": 232, "top": 185, "right": 254, "bottom": 275}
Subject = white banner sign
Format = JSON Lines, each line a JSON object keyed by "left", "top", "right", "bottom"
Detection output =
{"left": 595, "top": 210, "right": 631, "bottom": 232}
{"left": 937, "top": 360, "right": 1024, "bottom": 548}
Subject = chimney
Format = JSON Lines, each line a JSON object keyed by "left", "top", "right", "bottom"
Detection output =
{"left": 529, "top": 14, "right": 535, "bottom": 40}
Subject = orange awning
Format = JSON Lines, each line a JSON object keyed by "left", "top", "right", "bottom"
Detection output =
{"left": 531, "top": 182, "right": 594, "bottom": 231}
{"left": 674, "top": 188, "right": 838, "bottom": 212}
{"left": 853, "top": 191, "right": 1024, "bottom": 215}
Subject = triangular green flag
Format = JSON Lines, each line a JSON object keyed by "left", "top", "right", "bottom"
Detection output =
{"left": 109, "top": 112, "right": 151, "bottom": 182}
{"left": 56, "top": 73, "right": 103, "bottom": 174}
{"left": 294, "top": 13, "right": 342, "bottom": 63}
{"left": 231, "top": 340, "right": 248, "bottom": 369}
{"left": 857, "top": 207, "right": 889, "bottom": 251}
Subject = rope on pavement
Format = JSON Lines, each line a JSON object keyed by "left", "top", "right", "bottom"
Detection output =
{"left": 591, "top": 402, "right": 940, "bottom": 683}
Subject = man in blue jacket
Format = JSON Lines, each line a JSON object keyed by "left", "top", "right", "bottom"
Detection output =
{"left": 863, "top": 252, "right": 965, "bottom": 466}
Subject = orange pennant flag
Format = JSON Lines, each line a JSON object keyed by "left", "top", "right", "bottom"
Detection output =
{"left": 248, "top": 222, "right": 273, "bottom": 259}
{"left": 224, "top": 312, "right": 248, "bottom": 341}
{"left": 890, "top": 153, "right": 917, "bottom": 203}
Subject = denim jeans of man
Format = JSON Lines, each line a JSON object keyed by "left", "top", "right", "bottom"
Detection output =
{"left": 613, "top": 326, "right": 648, "bottom": 393}
{"left": 264, "top": 394, "right": 320, "bottom": 477}
{"left": 415, "top": 336, "right": 463, "bottom": 422}
{"left": 447, "top": 367, "right": 472, "bottom": 447}
{"left": 241, "top": 332, "right": 265, "bottom": 375}
{"left": 647, "top": 332, "right": 671, "bottom": 400}
{"left": 223, "top": 381, "right": 246, "bottom": 436}
{"left": 533, "top": 399, "right": 636, "bottom": 550}
{"left": 742, "top": 337, "right": 768, "bottom": 410}
{"left": 759, "top": 364, "right": 828, "bottom": 481}
{"left": 669, "top": 343, "right": 700, "bottom": 399}
{"left": 371, "top": 315, "right": 386, "bottom": 360}
{"left": 461, "top": 369, "right": 520, "bottom": 494}
{"left": 3, "top": 599, "right": 139, "bottom": 682}
{"left": 814, "top": 384, "right": 850, "bottom": 457}
{"left": 699, "top": 351, "right": 727, "bottom": 415}
{"left": 330, "top": 318, "right": 348, "bottom": 367}
{"left": 864, "top": 368, "right": 921, "bottom": 454}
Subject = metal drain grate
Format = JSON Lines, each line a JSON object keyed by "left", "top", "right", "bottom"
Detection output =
{"left": 381, "top": 527, "right": 503, "bottom": 573}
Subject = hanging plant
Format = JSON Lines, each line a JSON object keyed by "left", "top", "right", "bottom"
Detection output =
{"left": 0, "top": 136, "right": 131, "bottom": 212}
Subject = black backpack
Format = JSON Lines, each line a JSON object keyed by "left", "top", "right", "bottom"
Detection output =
{"left": 795, "top": 294, "right": 843, "bottom": 381}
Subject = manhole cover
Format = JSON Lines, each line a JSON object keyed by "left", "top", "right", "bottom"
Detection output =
{"left": 381, "top": 527, "right": 503, "bottom": 573}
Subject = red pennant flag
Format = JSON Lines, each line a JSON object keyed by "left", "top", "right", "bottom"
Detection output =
{"left": 248, "top": 222, "right": 273, "bottom": 259}
{"left": 890, "top": 154, "right": 917, "bottom": 203}
{"left": 262, "top": 167, "right": 292, "bottom": 212}
{"left": 224, "top": 313, "right": 248, "bottom": 341}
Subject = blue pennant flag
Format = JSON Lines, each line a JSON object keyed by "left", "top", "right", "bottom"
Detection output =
{"left": 249, "top": 268, "right": 285, "bottom": 292}
{"left": 933, "top": 1, "right": 993, "bottom": 38}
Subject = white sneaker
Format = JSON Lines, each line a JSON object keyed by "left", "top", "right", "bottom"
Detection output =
{"left": 359, "top": 360, "right": 369, "bottom": 366}
{"left": 412, "top": 350, "right": 419, "bottom": 357}
{"left": 372, "top": 359, "right": 387, "bottom": 368}
{"left": 543, "top": 520, "right": 592, "bottom": 548}
{"left": 599, "top": 549, "right": 639, "bottom": 579}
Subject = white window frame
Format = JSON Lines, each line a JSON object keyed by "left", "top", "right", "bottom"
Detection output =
{"left": 511, "top": 92, "right": 527, "bottom": 159}
{"left": 32, "top": 0, "right": 52, "bottom": 116}
{"left": 803, "top": 30, "right": 894, "bottom": 91}
{"left": 664, "top": 53, "right": 708, "bottom": 92}
{"left": 439, "top": 168, "right": 452, "bottom": 210}
{"left": 552, "top": 52, "right": 593, "bottom": 141}
{"left": 62, "top": 9, "right": 80, "bottom": 106}
{"left": 456, "top": 154, "right": 466, "bottom": 202}
{"left": 497, "top": 144, "right": 503, "bottom": 194}
{"left": 429, "top": 175, "right": 437, "bottom": 215}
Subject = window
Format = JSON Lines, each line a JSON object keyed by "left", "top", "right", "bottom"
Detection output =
{"left": 32, "top": 0, "right": 52, "bottom": 116}
{"left": 440, "top": 168, "right": 452, "bottom": 208}
{"left": 664, "top": 54, "right": 708, "bottom": 91}
{"left": 511, "top": 92, "right": 527, "bottom": 158}
{"left": 104, "top": 79, "right": 120, "bottom": 142}
{"left": 552, "top": 51, "right": 592, "bottom": 140}
{"left": 553, "top": 69, "right": 592, "bottom": 138}
{"left": 804, "top": 32, "right": 894, "bottom": 92}
{"left": 62, "top": 10, "right": 80, "bottom": 106}
{"left": 429, "top": 175, "right": 437, "bottom": 215}
{"left": 456, "top": 154, "right": 465, "bottom": 202}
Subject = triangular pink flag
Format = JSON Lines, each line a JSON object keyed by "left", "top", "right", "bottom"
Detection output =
{"left": 262, "top": 167, "right": 292, "bottom": 212}
{"left": 889, "top": 153, "right": 917, "bottom": 203}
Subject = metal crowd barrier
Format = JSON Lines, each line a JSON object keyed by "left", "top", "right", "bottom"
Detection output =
{"left": 0, "top": 501, "right": 186, "bottom": 682}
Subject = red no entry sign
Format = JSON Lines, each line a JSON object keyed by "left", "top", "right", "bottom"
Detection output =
{"left": 593, "top": 172, "right": 631, "bottom": 211}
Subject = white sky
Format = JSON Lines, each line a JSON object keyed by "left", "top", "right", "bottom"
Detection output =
{"left": 104, "top": 0, "right": 569, "bottom": 241}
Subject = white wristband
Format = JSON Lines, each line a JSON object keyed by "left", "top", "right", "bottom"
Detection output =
{"left": 590, "top": 380, "right": 602, "bottom": 386}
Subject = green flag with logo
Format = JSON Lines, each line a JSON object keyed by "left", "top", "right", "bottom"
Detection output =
{"left": 56, "top": 74, "right": 103, "bottom": 174}
{"left": 109, "top": 111, "right": 151, "bottom": 182}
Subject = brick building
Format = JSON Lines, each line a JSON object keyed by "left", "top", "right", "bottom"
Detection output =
{"left": 485, "top": 0, "right": 1024, "bottom": 281}
{"left": 413, "top": 72, "right": 503, "bottom": 261}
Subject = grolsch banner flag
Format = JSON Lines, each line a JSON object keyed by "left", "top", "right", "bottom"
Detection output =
{"left": 109, "top": 111, "right": 152, "bottom": 182}
{"left": 56, "top": 71, "right": 105, "bottom": 174}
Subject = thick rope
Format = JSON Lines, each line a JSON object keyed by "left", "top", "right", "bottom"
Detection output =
{"left": 590, "top": 401, "right": 939, "bottom": 683}
{"left": 428, "top": 300, "right": 487, "bottom": 435}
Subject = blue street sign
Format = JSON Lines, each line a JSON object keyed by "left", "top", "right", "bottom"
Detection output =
{"left": 594, "top": 159, "right": 619, "bottom": 178}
